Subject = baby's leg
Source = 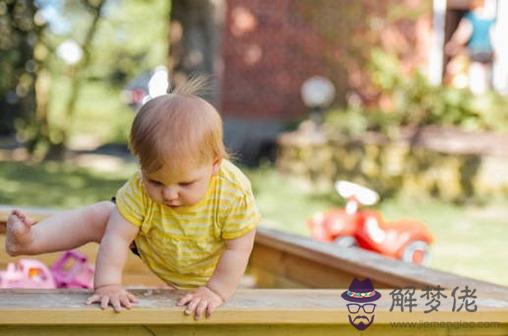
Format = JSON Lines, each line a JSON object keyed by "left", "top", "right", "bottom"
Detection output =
{"left": 6, "top": 201, "right": 114, "bottom": 256}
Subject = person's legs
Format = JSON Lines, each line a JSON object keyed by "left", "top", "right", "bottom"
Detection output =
{"left": 469, "top": 61, "right": 489, "bottom": 94}
{"left": 6, "top": 201, "right": 114, "bottom": 256}
{"left": 485, "top": 62, "right": 493, "bottom": 90}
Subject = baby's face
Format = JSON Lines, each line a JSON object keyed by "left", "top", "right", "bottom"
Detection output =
{"left": 142, "top": 160, "right": 220, "bottom": 208}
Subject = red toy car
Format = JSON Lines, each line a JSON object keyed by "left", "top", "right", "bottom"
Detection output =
{"left": 307, "top": 181, "right": 433, "bottom": 265}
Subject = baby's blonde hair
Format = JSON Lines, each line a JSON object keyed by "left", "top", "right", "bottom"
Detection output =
{"left": 129, "top": 76, "right": 228, "bottom": 174}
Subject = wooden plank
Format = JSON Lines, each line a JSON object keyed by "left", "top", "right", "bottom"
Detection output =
{"left": 0, "top": 325, "right": 507, "bottom": 336}
{"left": 5, "top": 325, "right": 503, "bottom": 336}
{"left": 0, "top": 326, "right": 154, "bottom": 336}
{"left": 0, "top": 280, "right": 507, "bottom": 334}
{"left": 254, "top": 227, "right": 508, "bottom": 293}
{"left": 248, "top": 266, "right": 307, "bottom": 289}
{"left": 2, "top": 325, "right": 507, "bottom": 336}
{"left": 0, "top": 288, "right": 507, "bottom": 326}
{"left": 250, "top": 244, "right": 361, "bottom": 288}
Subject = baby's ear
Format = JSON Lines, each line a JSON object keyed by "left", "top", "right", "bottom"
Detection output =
{"left": 212, "top": 158, "right": 222, "bottom": 175}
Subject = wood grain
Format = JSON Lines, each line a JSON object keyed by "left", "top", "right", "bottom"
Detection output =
{"left": 253, "top": 227, "right": 508, "bottom": 293}
{"left": 0, "top": 288, "right": 507, "bottom": 325}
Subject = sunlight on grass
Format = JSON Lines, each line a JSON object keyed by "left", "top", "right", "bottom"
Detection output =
{"left": 0, "top": 161, "right": 137, "bottom": 208}
{"left": 379, "top": 197, "right": 508, "bottom": 286}
{"left": 245, "top": 165, "right": 508, "bottom": 287}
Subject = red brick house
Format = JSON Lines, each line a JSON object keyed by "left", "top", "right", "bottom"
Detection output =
{"left": 169, "top": 0, "right": 508, "bottom": 164}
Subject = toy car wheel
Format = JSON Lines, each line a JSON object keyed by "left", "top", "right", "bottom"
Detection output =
{"left": 401, "top": 240, "right": 431, "bottom": 266}
{"left": 333, "top": 236, "right": 357, "bottom": 248}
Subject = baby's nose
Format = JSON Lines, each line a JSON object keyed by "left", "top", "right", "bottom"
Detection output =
{"left": 162, "top": 187, "right": 178, "bottom": 200}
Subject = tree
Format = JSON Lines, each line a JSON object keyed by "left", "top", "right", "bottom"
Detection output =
{"left": 0, "top": 0, "right": 40, "bottom": 136}
{"left": 49, "top": 0, "right": 107, "bottom": 158}
{"left": 25, "top": 0, "right": 107, "bottom": 159}
{"left": 4, "top": 0, "right": 170, "bottom": 159}
{"left": 169, "top": 0, "right": 223, "bottom": 103}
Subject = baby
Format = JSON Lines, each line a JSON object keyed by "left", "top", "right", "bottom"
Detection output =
{"left": 5, "top": 78, "right": 261, "bottom": 320}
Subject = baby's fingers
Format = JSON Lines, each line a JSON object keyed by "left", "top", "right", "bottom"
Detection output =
{"left": 119, "top": 295, "right": 133, "bottom": 309}
{"left": 194, "top": 299, "right": 208, "bottom": 320}
{"left": 178, "top": 293, "right": 193, "bottom": 306}
{"left": 86, "top": 294, "right": 101, "bottom": 305}
{"left": 184, "top": 297, "right": 200, "bottom": 316}
{"left": 127, "top": 292, "right": 138, "bottom": 303}
{"left": 111, "top": 297, "right": 123, "bottom": 313}
{"left": 206, "top": 301, "right": 220, "bottom": 318}
{"left": 100, "top": 296, "right": 111, "bottom": 310}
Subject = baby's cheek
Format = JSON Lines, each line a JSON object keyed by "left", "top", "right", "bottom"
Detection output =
{"left": 146, "top": 187, "right": 161, "bottom": 203}
{"left": 187, "top": 189, "right": 205, "bottom": 205}
{"left": 186, "top": 193, "right": 201, "bottom": 205}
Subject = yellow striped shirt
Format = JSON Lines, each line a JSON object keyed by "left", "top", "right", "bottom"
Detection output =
{"left": 115, "top": 160, "right": 261, "bottom": 288}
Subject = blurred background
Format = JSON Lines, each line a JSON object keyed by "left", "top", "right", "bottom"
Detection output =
{"left": 1, "top": 0, "right": 508, "bottom": 286}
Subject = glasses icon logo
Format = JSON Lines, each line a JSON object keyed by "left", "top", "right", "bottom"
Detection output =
{"left": 347, "top": 303, "right": 376, "bottom": 314}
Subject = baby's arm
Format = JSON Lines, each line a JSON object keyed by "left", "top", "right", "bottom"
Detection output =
{"left": 86, "top": 207, "right": 140, "bottom": 312}
{"left": 178, "top": 228, "right": 256, "bottom": 319}
{"left": 207, "top": 228, "right": 256, "bottom": 299}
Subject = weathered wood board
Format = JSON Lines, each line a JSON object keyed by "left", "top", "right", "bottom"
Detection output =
{"left": 0, "top": 289, "right": 507, "bottom": 335}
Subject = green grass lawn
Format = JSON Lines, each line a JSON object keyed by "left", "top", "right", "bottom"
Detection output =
{"left": 245, "top": 166, "right": 508, "bottom": 288}
{"left": 1, "top": 160, "right": 507, "bottom": 287}
{"left": 0, "top": 160, "right": 137, "bottom": 208}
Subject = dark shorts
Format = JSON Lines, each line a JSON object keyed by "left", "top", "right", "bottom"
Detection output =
{"left": 110, "top": 197, "right": 140, "bottom": 257}
{"left": 469, "top": 50, "right": 494, "bottom": 64}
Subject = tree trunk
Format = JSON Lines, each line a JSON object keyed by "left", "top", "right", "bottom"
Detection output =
{"left": 45, "top": 0, "right": 106, "bottom": 160}
{"left": 169, "top": 0, "right": 224, "bottom": 104}
{"left": 0, "top": 0, "right": 38, "bottom": 136}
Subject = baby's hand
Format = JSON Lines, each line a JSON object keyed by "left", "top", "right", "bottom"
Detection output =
{"left": 86, "top": 284, "right": 138, "bottom": 313}
{"left": 177, "top": 286, "right": 224, "bottom": 320}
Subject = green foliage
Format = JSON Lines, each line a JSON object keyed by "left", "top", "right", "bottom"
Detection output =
{"left": 323, "top": 106, "right": 369, "bottom": 137}
{"left": 9, "top": 0, "right": 170, "bottom": 159}
{"left": 90, "top": 0, "right": 170, "bottom": 86}
{"left": 44, "top": 77, "right": 134, "bottom": 145}
{"left": 0, "top": 0, "right": 39, "bottom": 134}
{"left": 325, "top": 49, "right": 508, "bottom": 135}
{"left": 65, "top": 0, "right": 170, "bottom": 138}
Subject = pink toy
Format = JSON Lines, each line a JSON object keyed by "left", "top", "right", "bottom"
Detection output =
{"left": 0, "top": 250, "right": 95, "bottom": 289}
{"left": 50, "top": 250, "right": 94, "bottom": 289}
{"left": 0, "top": 259, "right": 56, "bottom": 289}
